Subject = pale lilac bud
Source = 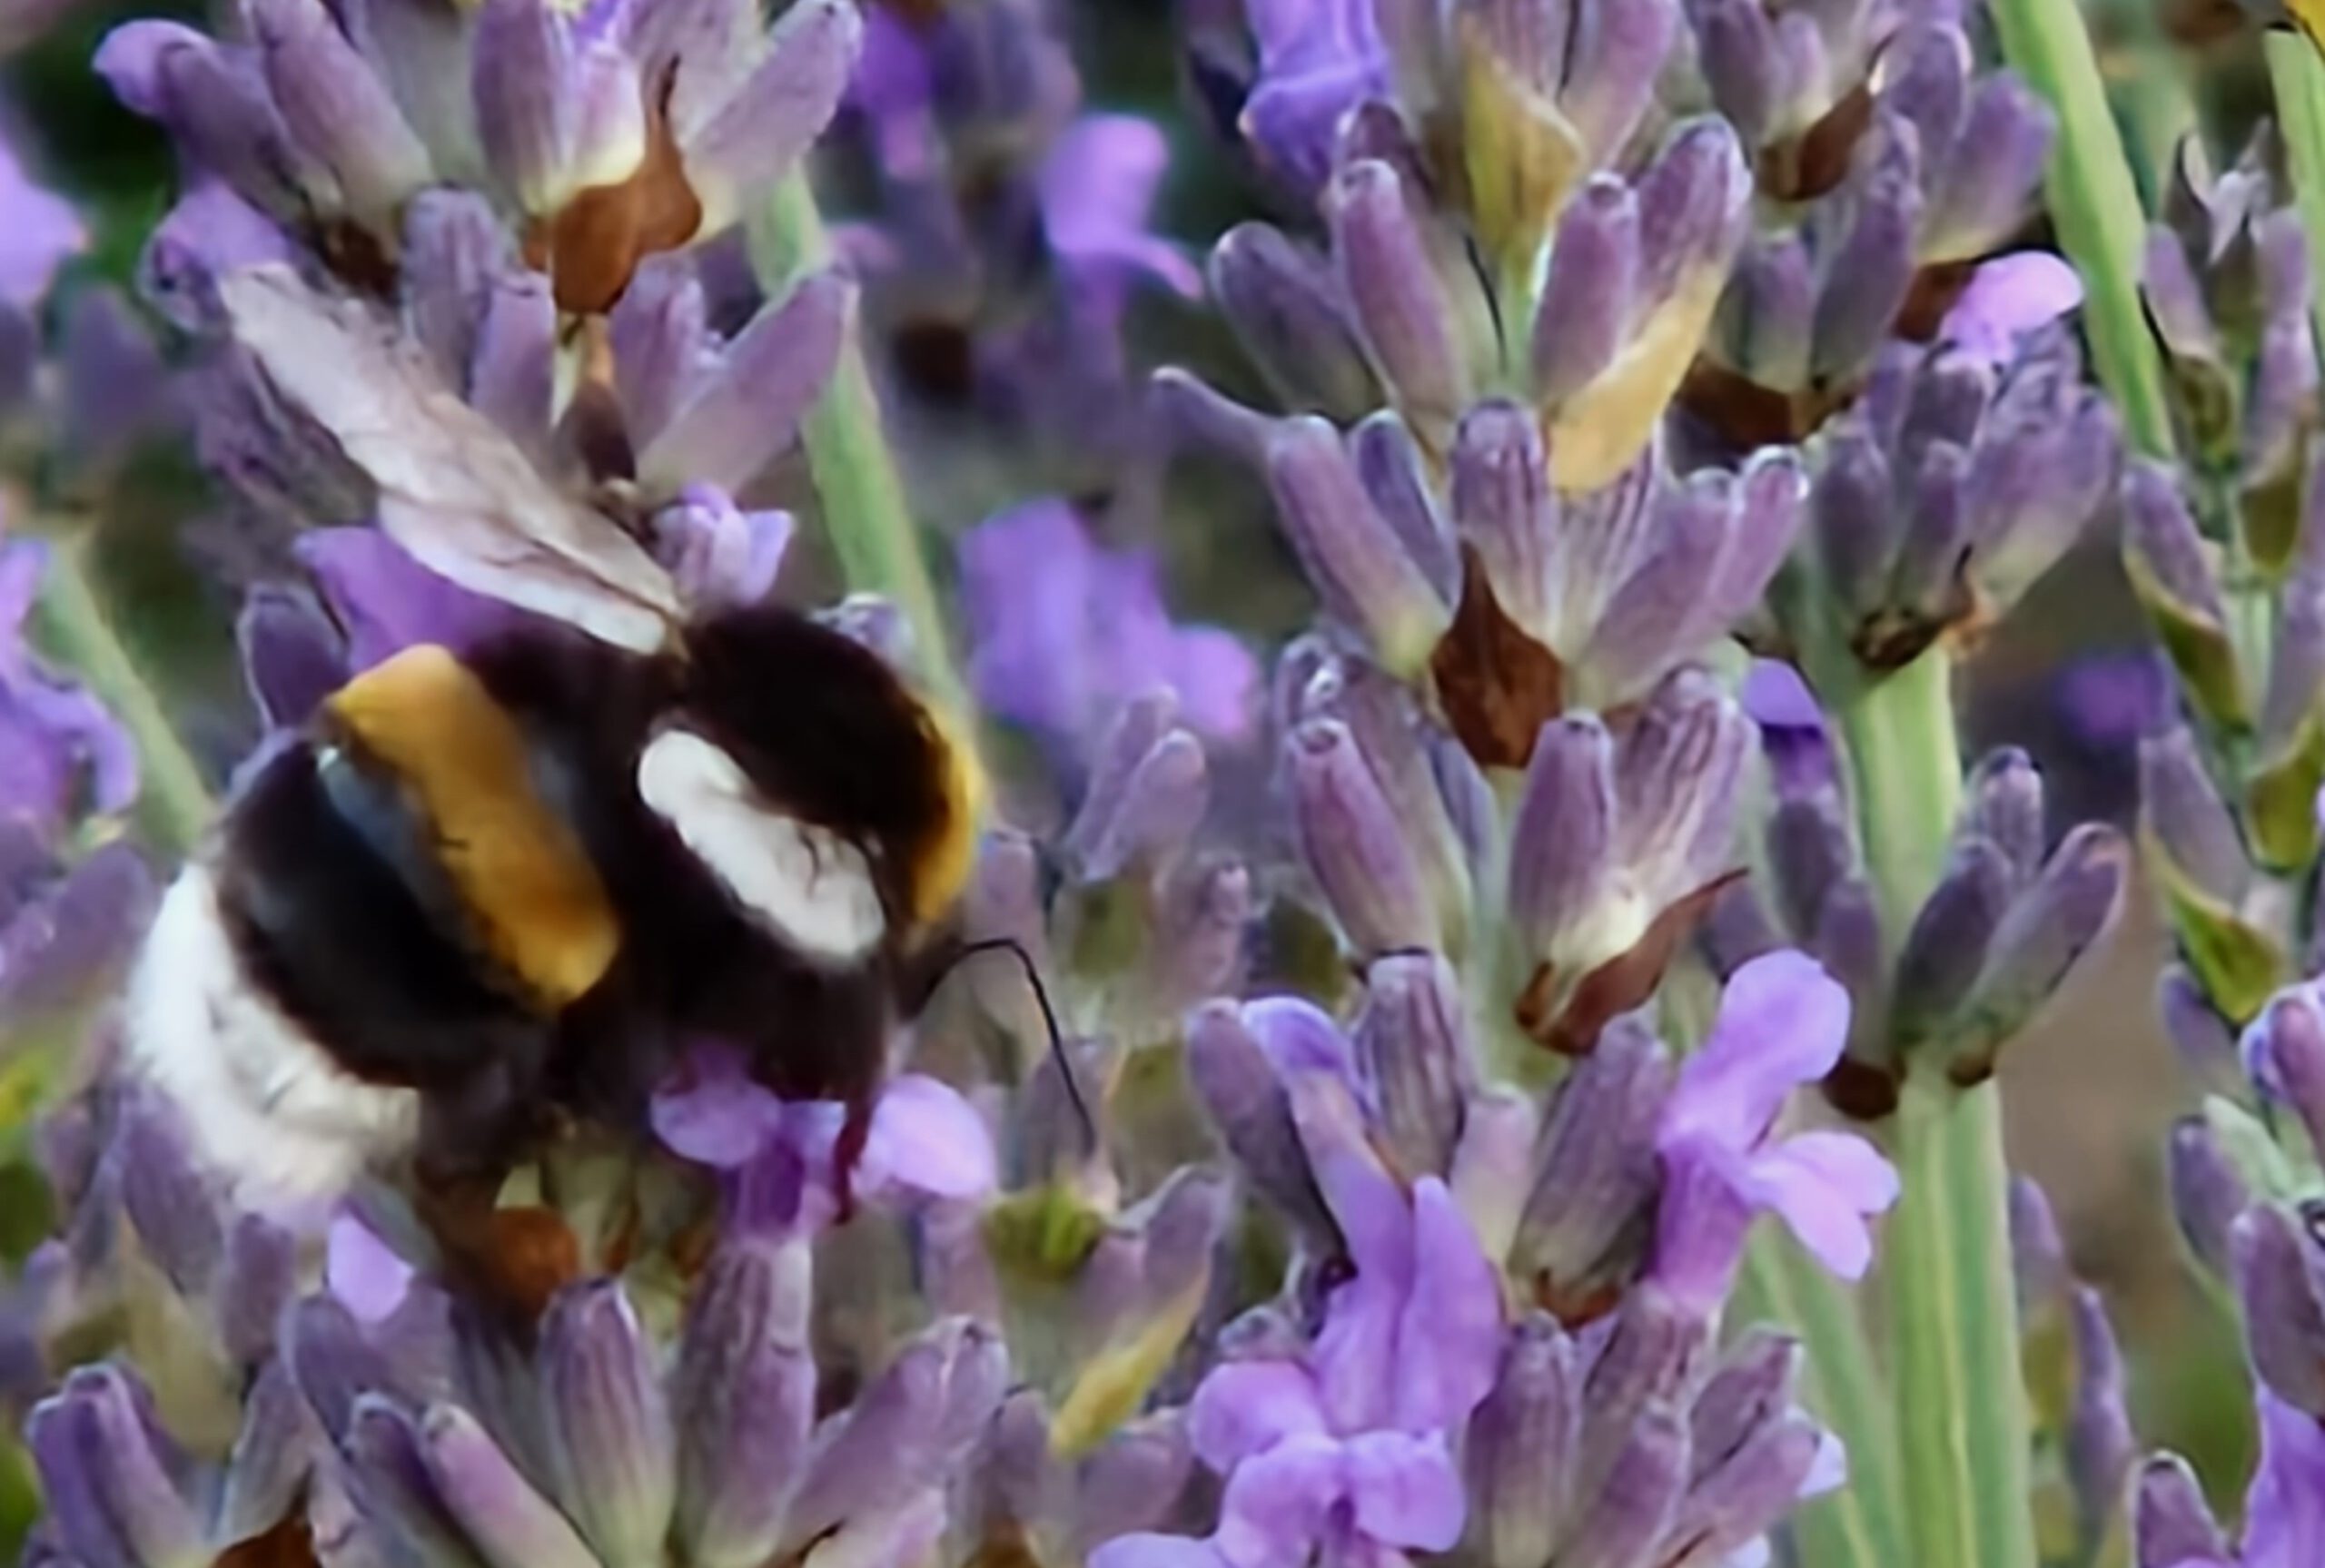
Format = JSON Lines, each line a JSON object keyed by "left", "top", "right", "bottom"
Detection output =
{"left": 1506, "top": 714, "right": 1616, "bottom": 962}
{"left": 2139, "top": 729, "right": 2248, "bottom": 903}
{"left": 1811, "top": 116, "right": 1924, "bottom": 383}
{"left": 98, "top": 24, "right": 316, "bottom": 214}
{"left": 1286, "top": 717, "right": 1440, "bottom": 957}
{"left": 785, "top": 1319, "right": 1005, "bottom": 1547}
{"left": 214, "top": 1359, "right": 313, "bottom": 1549}
{"left": 1329, "top": 159, "right": 1473, "bottom": 434}
{"left": 2123, "top": 462, "right": 2227, "bottom": 622}
{"left": 1689, "top": 0, "right": 1781, "bottom": 147}
{"left": 2009, "top": 1176, "right": 2072, "bottom": 1313}
{"left": 1947, "top": 823, "right": 2127, "bottom": 1084}
{"left": 470, "top": 0, "right": 647, "bottom": 214}
{"left": 673, "top": 1239, "right": 816, "bottom": 1568}
{"left": 1462, "top": 1313, "right": 1579, "bottom": 1568}
{"left": 2066, "top": 1287, "right": 2135, "bottom": 1554}
{"left": 1557, "top": 1398, "right": 1688, "bottom": 1568}
{"left": 2168, "top": 1117, "right": 2249, "bottom": 1279}
{"left": 1513, "top": 1019, "right": 1669, "bottom": 1323}
{"left": 1558, "top": 0, "right": 1679, "bottom": 159}
{"left": 608, "top": 255, "right": 709, "bottom": 453}
{"left": 27, "top": 1365, "right": 207, "bottom": 1568}
{"left": 2161, "top": 967, "right": 2241, "bottom": 1086}
{"left": 421, "top": 1403, "right": 599, "bottom": 1568}
{"left": 1531, "top": 177, "right": 1637, "bottom": 408}
{"left": 1811, "top": 427, "right": 1902, "bottom": 620}
{"left": 539, "top": 1281, "right": 675, "bottom": 1566}
{"left": 1265, "top": 415, "right": 1453, "bottom": 676}
{"left": 637, "top": 271, "right": 852, "bottom": 497}
{"left": 2232, "top": 1202, "right": 2325, "bottom": 1416}
{"left": 1719, "top": 234, "right": 1815, "bottom": 390}
{"left": 1890, "top": 837, "right": 2009, "bottom": 1048}
{"left": 1450, "top": 399, "right": 1559, "bottom": 639}
{"left": 250, "top": 0, "right": 431, "bottom": 229}
{"left": 2245, "top": 986, "right": 2325, "bottom": 1154}
{"left": 1669, "top": 1406, "right": 1825, "bottom": 1564}
{"left": 1211, "top": 223, "right": 1381, "bottom": 420}
{"left": 1070, "top": 718, "right": 1210, "bottom": 883}
{"left": 1354, "top": 952, "right": 1477, "bottom": 1177}
{"left": 1350, "top": 410, "right": 1460, "bottom": 598}
{"left": 2133, "top": 1454, "right": 2230, "bottom": 1568}
{"left": 1184, "top": 1002, "right": 1334, "bottom": 1240}
{"left": 1925, "top": 75, "right": 2055, "bottom": 264}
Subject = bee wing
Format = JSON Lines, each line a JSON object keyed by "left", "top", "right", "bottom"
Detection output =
{"left": 217, "top": 264, "right": 684, "bottom": 654}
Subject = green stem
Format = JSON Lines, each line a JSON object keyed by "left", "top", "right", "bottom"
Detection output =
{"left": 1733, "top": 1237, "right": 1905, "bottom": 1568}
{"left": 1991, "top": 0, "right": 2177, "bottom": 460}
{"left": 749, "top": 175, "right": 967, "bottom": 719}
{"left": 1838, "top": 650, "right": 2038, "bottom": 1568}
{"left": 2266, "top": 31, "right": 2325, "bottom": 357}
{"left": 27, "top": 538, "right": 211, "bottom": 857}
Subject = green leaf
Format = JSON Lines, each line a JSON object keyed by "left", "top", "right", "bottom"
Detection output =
{"left": 2266, "top": 32, "right": 2325, "bottom": 356}
{"left": 2147, "top": 829, "right": 2288, "bottom": 1025}
{"left": 2248, "top": 708, "right": 2325, "bottom": 871}
{"left": 2204, "top": 1095, "right": 2304, "bottom": 1199}
{"left": 1990, "top": 0, "right": 2177, "bottom": 460}
{"left": 2122, "top": 545, "right": 2250, "bottom": 732}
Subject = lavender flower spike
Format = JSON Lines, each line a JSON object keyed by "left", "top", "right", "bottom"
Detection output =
{"left": 1653, "top": 951, "right": 1900, "bottom": 1317}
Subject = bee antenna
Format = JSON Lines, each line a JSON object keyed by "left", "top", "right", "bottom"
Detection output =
{"left": 941, "top": 936, "right": 1097, "bottom": 1152}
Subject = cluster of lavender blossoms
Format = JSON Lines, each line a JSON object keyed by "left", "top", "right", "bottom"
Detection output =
{"left": 5, "top": 0, "right": 2325, "bottom": 1563}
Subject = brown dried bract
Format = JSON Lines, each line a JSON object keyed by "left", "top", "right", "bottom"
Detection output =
{"left": 1822, "top": 1054, "right": 1902, "bottom": 1120}
{"left": 1531, "top": 1270, "right": 1624, "bottom": 1329}
{"left": 529, "top": 67, "right": 704, "bottom": 315}
{"left": 219, "top": 1514, "right": 322, "bottom": 1568}
{"left": 1677, "top": 357, "right": 1855, "bottom": 449}
{"left": 1430, "top": 545, "right": 1565, "bottom": 769}
{"left": 1514, "top": 872, "right": 1744, "bottom": 1056}
{"left": 1895, "top": 258, "right": 1981, "bottom": 342}
{"left": 1757, "top": 82, "right": 1875, "bottom": 203}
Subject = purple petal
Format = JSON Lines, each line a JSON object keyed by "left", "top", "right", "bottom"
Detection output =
{"left": 328, "top": 1211, "right": 416, "bottom": 1325}
{"left": 1340, "top": 1431, "right": 1464, "bottom": 1551}
{"left": 1213, "top": 1434, "right": 1347, "bottom": 1568}
{"left": 856, "top": 1074, "right": 997, "bottom": 1202}
{"left": 1188, "top": 1362, "right": 1330, "bottom": 1472}
{"left": 295, "top": 528, "right": 529, "bottom": 669}
{"left": 1939, "top": 251, "right": 2083, "bottom": 367}
{"left": 650, "top": 1043, "right": 789, "bottom": 1168}
{"left": 2244, "top": 1389, "right": 2325, "bottom": 1567}
{"left": 1042, "top": 114, "right": 1201, "bottom": 301}
{"left": 1658, "top": 951, "right": 1850, "bottom": 1156}
{"left": 1744, "top": 1130, "right": 1899, "bottom": 1281}
{"left": 1390, "top": 1178, "right": 1501, "bottom": 1433}
{"left": 1090, "top": 1536, "right": 1234, "bottom": 1568}
{"left": 0, "top": 136, "right": 83, "bottom": 308}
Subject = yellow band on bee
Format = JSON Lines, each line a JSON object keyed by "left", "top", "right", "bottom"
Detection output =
{"left": 909, "top": 700, "right": 989, "bottom": 928}
{"left": 326, "top": 646, "right": 619, "bottom": 1007}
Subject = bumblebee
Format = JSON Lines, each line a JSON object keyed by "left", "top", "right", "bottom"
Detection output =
{"left": 128, "top": 266, "right": 989, "bottom": 1221}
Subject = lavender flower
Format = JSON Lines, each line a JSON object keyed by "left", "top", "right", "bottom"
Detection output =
{"left": 1090, "top": 1140, "right": 1502, "bottom": 1568}
{"left": 962, "top": 500, "right": 1257, "bottom": 759}
{"left": 1653, "top": 951, "right": 1899, "bottom": 1316}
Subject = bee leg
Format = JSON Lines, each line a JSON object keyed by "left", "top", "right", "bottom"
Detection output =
{"left": 832, "top": 1091, "right": 874, "bottom": 1223}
